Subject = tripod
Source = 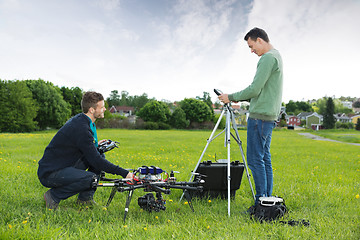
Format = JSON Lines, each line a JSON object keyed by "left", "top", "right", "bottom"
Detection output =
{"left": 182, "top": 89, "right": 255, "bottom": 216}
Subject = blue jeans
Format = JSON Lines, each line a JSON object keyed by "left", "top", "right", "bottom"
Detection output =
{"left": 39, "top": 158, "right": 98, "bottom": 203}
{"left": 247, "top": 118, "right": 275, "bottom": 205}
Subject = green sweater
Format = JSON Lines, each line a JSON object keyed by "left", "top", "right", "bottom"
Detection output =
{"left": 229, "top": 49, "right": 283, "bottom": 121}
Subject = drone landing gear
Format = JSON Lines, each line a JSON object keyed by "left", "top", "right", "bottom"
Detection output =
{"left": 123, "top": 190, "right": 134, "bottom": 223}
{"left": 183, "top": 190, "right": 194, "bottom": 212}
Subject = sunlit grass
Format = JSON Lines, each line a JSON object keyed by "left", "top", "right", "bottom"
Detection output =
{"left": 0, "top": 129, "right": 359, "bottom": 239}
{"left": 311, "top": 129, "right": 360, "bottom": 143}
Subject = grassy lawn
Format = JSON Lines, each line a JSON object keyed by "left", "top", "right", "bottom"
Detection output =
{"left": 0, "top": 129, "right": 359, "bottom": 239}
{"left": 310, "top": 129, "right": 360, "bottom": 143}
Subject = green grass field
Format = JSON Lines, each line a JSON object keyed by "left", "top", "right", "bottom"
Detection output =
{"left": 0, "top": 129, "right": 359, "bottom": 239}
{"left": 311, "top": 129, "right": 360, "bottom": 143}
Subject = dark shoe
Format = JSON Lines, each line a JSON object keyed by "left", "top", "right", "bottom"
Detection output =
{"left": 76, "top": 199, "right": 98, "bottom": 207}
{"left": 244, "top": 205, "right": 256, "bottom": 215}
{"left": 44, "top": 190, "right": 59, "bottom": 210}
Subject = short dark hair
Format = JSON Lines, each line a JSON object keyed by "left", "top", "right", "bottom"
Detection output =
{"left": 244, "top": 27, "right": 269, "bottom": 42}
{"left": 81, "top": 91, "right": 104, "bottom": 113}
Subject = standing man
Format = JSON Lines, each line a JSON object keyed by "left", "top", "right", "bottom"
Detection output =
{"left": 218, "top": 27, "right": 283, "bottom": 205}
{"left": 38, "top": 91, "right": 133, "bottom": 209}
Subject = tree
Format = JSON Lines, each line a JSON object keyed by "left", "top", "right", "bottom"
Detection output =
{"left": 214, "top": 101, "right": 222, "bottom": 109}
{"left": 279, "top": 112, "right": 287, "bottom": 127}
{"left": 60, "top": 86, "right": 83, "bottom": 116}
{"left": 106, "top": 90, "right": 121, "bottom": 107}
{"left": 170, "top": 107, "right": 189, "bottom": 129}
{"left": 353, "top": 99, "right": 360, "bottom": 108}
{"left": 137, "top": 100, "right": 171, "bottom": 123}
{"left": 130, "top": 93, "right": 153, "bottom": 112}
{"left": 285, "top": 100, "right": 297, "bottom": 113}
{"left": 106, "top": 90, "right": 153, "bottom": 113}
{"left": 286, "top": 100, "right": 312, "bottom": 115}
{"left": 196, "top": 91, "right": 214, "bottom": 120}
{"left": 356, "top": 118, "right": 360, "bottom": 131}
{"left": 119, "top": 91, "right": 130, "bottom": 106}
{"left": 0, "top": 80, "right": 38, "bottom": 132}
{"left": 26, "top": 79, "right": 71, "bottom": 129}
{"left": 297, "top": 101, "right": 312, "bottom": 112}
{"left": 314, "top": 97, "right": 328, "bottom": 115}
{"left": 315, "top": 97, "right": 354, "bottom": 115}
{"left": 179, "top": 98, "right": 212, "bottom": 124}
{"left": 323, "top": 97, "right": 336, "bottom": 129}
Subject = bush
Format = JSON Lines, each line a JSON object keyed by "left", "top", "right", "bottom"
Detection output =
{"left": 179, "top": 98, "right": 212, "bottom": 124}
{"left": 135, "top": 118, "right": 145, "bottom": 129}
{"left": 170, "top": 107, "right": 189, "bottom": 129}
{"left": 137, "top": 100, "right": 171, "bottom": 123}
{"left": 142, "top": 121, "right": 171, "bottom": 130}
{"left": 189, "top": 121, "right": 214, "bottom": 129}
{"left": 158, "top": 122, "right": 171, "bottom": 130}
{"left": 144, "top": 122, "right": 159, "bottom": 130}
{"left": 213, "top": 114, "right": 225, "bottom": 129}
{"left": 96, "top": 114, "right": 127, "bottom": 129}
{"left": 335, "top": 121, "right": 354, "bottom": 129}
{"left": 279, "top": 119, "right": 287, "bottom": 127}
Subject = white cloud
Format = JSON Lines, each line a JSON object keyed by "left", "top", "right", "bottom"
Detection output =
{"left": 241, "top": 0, "right": 360, "bottom": 101}
{"left": 95, "top": 0, "right": 121, "bottom": 11}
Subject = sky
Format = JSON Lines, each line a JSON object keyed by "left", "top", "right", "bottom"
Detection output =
{"left": 1, "top": 0, "right": 359, "bottom": 104}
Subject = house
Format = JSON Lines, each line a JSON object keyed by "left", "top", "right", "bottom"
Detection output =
{"left": 311, "top": 124, "right": 324, "bottom": 131}
{"left": 297, "top": 112, "right": 313, "bottom": 121}
{"left": 109, "top": 106, "right": 134, "bottom": 117}
{"left": 297, "top": 112, "right": 323, "bottom": 129}
{"left": 213, "top": 104, "right": 243, "bottom": 115}
{"left": 351, "top": 114, "right": 360, "bottom": 124}
{"left": 231, "top": 105, "right": 241, "bottom": 111}
{"left": 306, "top": 113, "right": 323, "bottom": 129}
{"left": 341, "top": 101, "right": 353, "bottom": 109}
{"left": 287, "top": 116, "right": 301, "bottom": 126}
{"left": 334, "top": 113, "right": 351, "bottom": 123}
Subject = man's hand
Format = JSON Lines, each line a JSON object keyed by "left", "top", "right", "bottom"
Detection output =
{"left": 98, "top": 139, "right": 108, "bottom": 145}
{"left": 125, "top": 172, "right": 134, "bottom": 183}
{"left": 218, "top": 94, "right": 230, "bottom": 104}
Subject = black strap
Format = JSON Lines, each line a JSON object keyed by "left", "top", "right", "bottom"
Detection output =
{"left": 280, "top": 219, "right": 310, "bottom": 227}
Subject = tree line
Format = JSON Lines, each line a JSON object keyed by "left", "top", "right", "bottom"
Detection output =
{"left": 99, "top": 90, "right": 216, "bottom": 130}
{"left": 285, "top": 98, "right": 358, "bottom": 116}
{"left": 1, "top": 79, "right": 359, "bottom": 132}
{"left": 0, "top": 79, "right": 216, "bottom": 132}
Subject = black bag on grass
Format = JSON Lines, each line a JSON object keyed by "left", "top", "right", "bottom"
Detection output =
{"left": 250, "top": 196, "right": 287, "bottom": 222}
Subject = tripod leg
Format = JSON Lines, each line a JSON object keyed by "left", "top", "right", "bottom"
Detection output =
{"left": 239, "top": 143, "right": 256, "bottom": 201}
{"left": 229, "top": 110, "right": 256, "bottom": 202}
{"left": 225, "top": 107, "right": 231, "bottom": 216}
{"left": 123, "top": 190, "right": 134, "bottom": 223}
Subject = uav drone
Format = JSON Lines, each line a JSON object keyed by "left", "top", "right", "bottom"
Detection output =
{"left": 95, "top": 140, "right": 205, "bottom": 222}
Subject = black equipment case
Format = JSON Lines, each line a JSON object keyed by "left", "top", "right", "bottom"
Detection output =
{"left": 192, "top": 160, "right": 244, "bottom": 199}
